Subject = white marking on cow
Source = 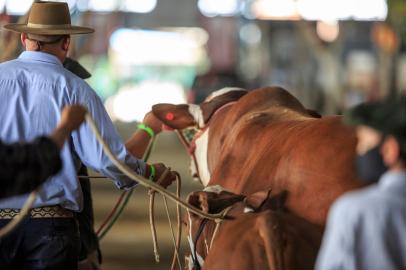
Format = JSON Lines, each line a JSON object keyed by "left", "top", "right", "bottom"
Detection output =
{"left": 205, "top": 87, "right": 246, "bottom": 102}
{"left": 190, "top": 162, "right": 200, "bottom": 182}
{"left": 187, "top": 212, "right": 205, "bottom": 267}
{"left": 244, "top": 207, "right": 254, "bottom": 213}
{"left": 203, "top": 185, "right": 228, "bottom": 194}
{"left": 188, "top": 104, "right": 205, "bottom": 128}
{"left": 185, "top": 255, "right": 194, "bottom": 270}
{"left": 194, "top": 128, "right": 211, "bottom": 186}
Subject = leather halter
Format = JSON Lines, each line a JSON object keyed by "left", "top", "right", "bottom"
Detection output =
{"left": 191, "top": 218, "right": 209, "bottom": 270}
{"left": 190, "top": 205, "right": 234, "bottom": 269}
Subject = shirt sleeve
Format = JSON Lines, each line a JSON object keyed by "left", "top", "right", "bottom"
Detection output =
{"left": 70, "top": 85, "right": 146, "bottom": 189}
{"left": 315, "top": 196, "right": 359, "bottom": 270}
{"left": 0, "top": 137, "right": 62, "bottom": 198}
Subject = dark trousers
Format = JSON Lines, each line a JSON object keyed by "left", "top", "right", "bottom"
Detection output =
{"left": 0, "top": 218, "right": 80, "bottom": 270}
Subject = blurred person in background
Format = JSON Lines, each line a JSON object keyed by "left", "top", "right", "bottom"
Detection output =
{"left": 316, "top": 96, "right": 406, "bottom": 270}
{"left": 0, "top": 105, "right": 87, "bottom": 199}
{"left": 0, "top": 2, "right": 175, "bottom": 269}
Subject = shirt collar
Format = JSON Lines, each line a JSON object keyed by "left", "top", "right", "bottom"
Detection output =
{"left": 379, "top": 170, "right": 406, "bottom": 191}
{"left": 18, "top": 51, "right": 63, "bottom": 66}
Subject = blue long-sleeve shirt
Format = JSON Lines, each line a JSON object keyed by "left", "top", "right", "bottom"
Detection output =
{"left": 316, "top": 170, "right": 406, "bottom": 270}
{"left": 0, "top": 51, "right": 145, "bottom": 211}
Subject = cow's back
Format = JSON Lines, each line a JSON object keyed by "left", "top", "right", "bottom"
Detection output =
{"left": 209, "top": 113, "right": 361, "bottom": 225}
{"left": 206, "top": 87, "right": 309, "bottom": 173}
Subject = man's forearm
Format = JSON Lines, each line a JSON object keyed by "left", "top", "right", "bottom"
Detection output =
{"left": 125, "top": 129, "right": 153, "bottom": 160}
{"left": 50, "top": 125, "right": 71, "bottom": 149}
{"left": 126, "top": 112, "right": 162, "bottom": 159}
{"left": 0, "top": 137, "right": 62, "bottom": 198}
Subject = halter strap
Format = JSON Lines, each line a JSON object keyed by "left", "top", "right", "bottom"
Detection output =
{"left": 192, "top": 218, "right": 209, "bottom": 270}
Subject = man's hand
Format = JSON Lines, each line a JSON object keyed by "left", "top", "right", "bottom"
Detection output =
{"left": 150, "top": 163, "right": 176, "bottom": 189}
{"left": 59, "top": 105, "right": 88, "bottom": 132}
{"left": 51, "top": 105, "right": 88, "bottom": 149}
{"left": 143, "top": 111, "right": 163, "bottom": 135}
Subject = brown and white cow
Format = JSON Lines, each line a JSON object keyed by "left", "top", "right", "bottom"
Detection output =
{"left": 185, "top": 187, "right": 323, "bottom": 270}
{"left": 153, "top": 86, "right": 362, "bottom": 226}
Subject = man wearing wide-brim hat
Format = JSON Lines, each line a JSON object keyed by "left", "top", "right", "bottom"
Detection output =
{"left": 0, "top": 2, "right": 175, "bottom": 269}
{"left": 316, "top": 96, "right": 406, "bottom": 270}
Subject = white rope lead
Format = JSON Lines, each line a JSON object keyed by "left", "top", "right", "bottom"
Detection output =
{"left": 163, "top": 195, "right": 182, "bottom": 270}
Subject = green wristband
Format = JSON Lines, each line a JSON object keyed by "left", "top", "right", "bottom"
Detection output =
{"left": 137, "top": 123, "right": 155, "bottom": 138}
{"left": 149, "top": 164, "right": 156, "bottom": 182}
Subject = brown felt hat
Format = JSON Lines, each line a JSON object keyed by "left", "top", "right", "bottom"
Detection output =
{"left": 3, "top": 1, "right": 94, "bottom": 35}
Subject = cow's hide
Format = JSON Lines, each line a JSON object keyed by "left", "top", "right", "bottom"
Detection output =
{"left": 185, "top": 189, "right": 322, "bottom": 270}
{"left": 153, "top": 86, "right": 362, "bottom": 225}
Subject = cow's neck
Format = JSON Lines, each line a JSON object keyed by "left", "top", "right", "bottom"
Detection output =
{"left": 189, "top": 102, "right": 239, "bottom": 186}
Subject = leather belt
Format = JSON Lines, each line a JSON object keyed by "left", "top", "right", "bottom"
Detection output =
{"left": 0, "top": 205, "right": 74, "bottom": 219}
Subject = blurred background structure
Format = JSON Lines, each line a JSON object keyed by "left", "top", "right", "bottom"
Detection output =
{"left": 1, "top": 0, "right": 405, "bottom": 269}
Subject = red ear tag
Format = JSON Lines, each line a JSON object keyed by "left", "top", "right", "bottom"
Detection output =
{"left": 166, "top": 112, "right": 174, "bottom": 121}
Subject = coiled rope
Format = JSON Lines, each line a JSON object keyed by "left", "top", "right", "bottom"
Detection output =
{"left": 149, "top": 172, "right": 182, "bottom": 270}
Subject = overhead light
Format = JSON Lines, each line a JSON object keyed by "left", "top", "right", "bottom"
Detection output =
{"left": 316, "top": 20, "right": 339, "bottom": 42}
{"left": 159, "top": 27, "right": 209, "bottom": 47}
{"left": 120, "top": 0, "right": 157, "bottom": 13}
{"left": 296, "top": 0, "right": 338, "bottom": 20}
{"left": 251, "top": 0, "right": 388, "bottom": 21}
{"left": 350, "top": 0, "right": 387, "bottom": 20}
{"left": 252, "top": 0, "right": 299, "bottom": 20}
{"left": 110, "top": 28, "right": 208, "bottom": 66}
{"left": 296, "top": 0, "right": 387, "bottom": 21}
{"left": 198, "top": 0, "right": 239, "bottom": 17}
{"left": 111, "top": 82, "right": 186, "bottom": 123}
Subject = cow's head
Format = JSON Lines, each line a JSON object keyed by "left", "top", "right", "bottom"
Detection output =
{"left": 184, "top": 186, "right": 287, "bottom": 269}
{"left": 152, "top": 87, "right": 247, "bottom": 185}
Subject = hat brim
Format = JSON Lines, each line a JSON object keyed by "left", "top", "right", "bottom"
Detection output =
{"left": 3, "top": 23, "right": 94, "bottom": 35}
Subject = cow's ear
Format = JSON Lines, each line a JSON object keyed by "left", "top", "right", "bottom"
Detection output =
{"left": 152, "top": 103, "right": 196, "bottom": 129}
{"left": 244, "top": 190, "right": 271, "bottom": 210}
{"left": 245, "top": 190, "right": 287, "bottom": 212}
{"left": 187, "top": 190, "right": 244, "bottom": 214}
{"left": 200, "top": 89, "right": 247, "bottom": 124}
